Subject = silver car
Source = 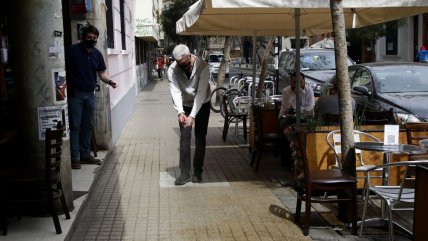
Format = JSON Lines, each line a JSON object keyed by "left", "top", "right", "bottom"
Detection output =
{"left": 275, "top": 48, "right": 354, "bottom": 96}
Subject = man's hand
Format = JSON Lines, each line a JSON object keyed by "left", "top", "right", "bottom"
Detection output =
{"left": 185, "top": 116, "right": 194, "bottom": 128}
{"left": 178, "top": 113, "right": 186, "bottom": 127}
{"left": 108, "top": 80, "right": 118, "bottom": 88}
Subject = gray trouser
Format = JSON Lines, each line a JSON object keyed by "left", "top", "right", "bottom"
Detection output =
{"left": 179, "top": 102, "right": 210, "bottom": 175}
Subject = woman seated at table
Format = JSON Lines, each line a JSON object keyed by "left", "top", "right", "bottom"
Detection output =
{"left": 278, "top": 72, "right": 315, "bottom": 129}
{"left": 314, "top": 79, "right": 355, "bottom": 124}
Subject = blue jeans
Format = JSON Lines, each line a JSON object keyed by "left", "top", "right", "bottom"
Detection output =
{"left": 180, "top": 102, "right": 210, "bottom": 176}
{"left": 68, "top": 89, "right": 95, "bottom": 162}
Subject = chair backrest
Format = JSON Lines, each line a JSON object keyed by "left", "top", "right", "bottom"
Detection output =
{"left": 252, "top": 105, "right": 280, "bottom": 140}
{"left": 45, "top": 127, "right": 64, "bottom": 181}
{"left": 359, "top": 108, "right": 396, "bottom": 125}
{"left": 232, "top": 96, "right": 251, "bottom": 114}
{"left": 326, "top": 130, "right": 381, "bottom": 169}
{"left": 404, "top": 122, "right": 428, "bottom": 145}
{"left": 222, "top": 90, "right": 246, "bottom": 116}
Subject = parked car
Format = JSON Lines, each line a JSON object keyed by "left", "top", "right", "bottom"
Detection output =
{"left": 207, "top": 52, "right": 229, "bottom": 78}
{"left": 273, "top": 48, "right": 354, "bottom": 96}
{"left": 349, "top": 62, "right": 428, "bottom": 123}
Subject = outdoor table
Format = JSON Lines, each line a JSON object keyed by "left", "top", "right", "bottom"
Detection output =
{"left": 354, "top": 141, "right": 427, "bottom": 185}
{"left": 354, "top": 141, "right": 427, "bottom": 229}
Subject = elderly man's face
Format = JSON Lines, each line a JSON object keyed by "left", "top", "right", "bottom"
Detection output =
{"left": 176, "top": 54, "right": 192, "bottom": 69}
{"left": 290, "top": 74, "right": 305, "bottom": 90}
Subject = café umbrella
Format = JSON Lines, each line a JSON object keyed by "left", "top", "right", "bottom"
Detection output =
{"left": 176, "top": 0, "right": 428, "bottom": 168}
{"left": 177, "top": 0, "right": 428, "bottom": 36}
{"left": 177, "top": 0, "right": 428, "bottom": 114}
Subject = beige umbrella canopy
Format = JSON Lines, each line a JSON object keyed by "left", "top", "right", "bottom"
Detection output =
{"left": 177, "top": 0, "right": 428, "bottom": 36}
{"left": 310, "top": 37, "right": 335, "bottom": 49}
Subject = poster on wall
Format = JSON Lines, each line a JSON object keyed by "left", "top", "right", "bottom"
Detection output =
{"left": 52, "top": 69, "right": 67, "bottom": 104}
{"left": 38, "top": 105, "right": 69, "bottom": 141}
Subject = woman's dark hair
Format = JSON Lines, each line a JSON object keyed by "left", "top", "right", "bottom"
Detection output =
{"left": 82, "top": 24, "right": 99, "bottom": 37}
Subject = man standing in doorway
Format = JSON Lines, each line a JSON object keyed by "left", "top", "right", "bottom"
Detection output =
{"left": 168, "top": 44, "right": 211, "bottom": 185}
{"left": 66, "top": 24, "right": 118, "bottom": 170}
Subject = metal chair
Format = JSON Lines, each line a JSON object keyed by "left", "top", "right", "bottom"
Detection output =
{"left": 360, "top": 160, "right": 428, "bottom": 241}
{"left": 221, "top": 94, "right": 248, "bottom": 142}
{"left": 293, "top": 130, "right": 358, "bottom": 236}
{"left": 1, "top": 126, "right": 70, "bottom": 234}
{"left": 326, "top": 130, "right": 383, "bottom": 197}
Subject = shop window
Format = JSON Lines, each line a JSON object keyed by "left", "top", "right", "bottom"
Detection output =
{"left": 120, "top": 0, "right": 126, "bottom": 50}
{"left": 105, "top": 0, "right": 126, "bottom": 50}
{"left": 106, "top": 0, "right": 114, "bottom": 48}
{"left": 385, "top": 24, "right": 398, "bottom": 55}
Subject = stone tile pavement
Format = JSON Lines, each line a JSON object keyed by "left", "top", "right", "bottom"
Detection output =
{"left": 65, "top": 77, "right": 412, "bottom": 241}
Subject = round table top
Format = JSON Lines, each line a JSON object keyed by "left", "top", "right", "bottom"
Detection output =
{"left": 354, "top": 141, "right": 427, "bottom": 155}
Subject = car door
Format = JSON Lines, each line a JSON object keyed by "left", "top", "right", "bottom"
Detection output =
{"left": 350, "top": 67, "right": 379, "bottom": 112}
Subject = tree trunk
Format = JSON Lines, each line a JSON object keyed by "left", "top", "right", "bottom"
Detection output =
{"left": 330, "top": 0, "right": 356, "bottom": 225}
{"left": 330, "top": 0, "right": 355, "bottom": 174}
{"left": 216, "top": 36, "right": 231, "bottom": 89}
{"left": 256, "top": 37, "right": 274, "bottom": 98}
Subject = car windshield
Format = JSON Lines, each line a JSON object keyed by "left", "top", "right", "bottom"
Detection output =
{"left": 374, "top": 66, "right": 428, "bottom": 93}
{"left": 209, "top": 55, "right": 223, "bottom": 62}
{"left": 300, "top": 52, "right": 352, "bottom": 70}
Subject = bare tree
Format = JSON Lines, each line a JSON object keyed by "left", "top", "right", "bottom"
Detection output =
{"left": 330, "top": 0, "right": 357, "bottom": 225}
{"left": 330, "top": 0, "right": 355, "bottom": 176}
{"left": 256, "top": 37, "right": 274, "bottom": 99}
{"left": 216, "top": 36, "right": 231, "bottom": 86}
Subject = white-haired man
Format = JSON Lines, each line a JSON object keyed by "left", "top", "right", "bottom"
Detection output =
{"left": 168, "top": 44, "right": 211, "bottom": 185}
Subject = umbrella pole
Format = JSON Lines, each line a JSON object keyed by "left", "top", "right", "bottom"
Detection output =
{"left": 294, "top": 8, "right": 301, "bottom": 125}
{"left": 275, "top": 36, "right": 280, "bottom": 95}
{"left": 252, "top": 31, "right": 257, "bottom": 103}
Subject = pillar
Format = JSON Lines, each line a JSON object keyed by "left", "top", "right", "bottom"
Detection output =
{"left": 11, "top": 1, "right": 73, "bottom": 209}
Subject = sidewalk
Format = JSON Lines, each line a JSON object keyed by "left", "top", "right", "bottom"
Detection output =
{"left": 66, "top": 77, "right": 308, "bottom": 241}
{"left": 2, "top": 76, "right": 412, "bottom": 241}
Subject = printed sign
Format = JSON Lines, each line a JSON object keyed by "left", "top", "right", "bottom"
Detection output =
{"left": 384, "top": 125, "right": 399, "bottom": 145}
{"left": 38, "top": 105, "right": 69, "bottom": 140}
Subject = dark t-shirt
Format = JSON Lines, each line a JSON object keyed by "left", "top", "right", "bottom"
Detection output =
{"left": 66, "top": 43, "right": 106, "bottom": 92}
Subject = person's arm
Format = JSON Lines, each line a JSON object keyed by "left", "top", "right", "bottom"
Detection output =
{"left": 97, "top": 70, "right": 118, "bottom": 88}
{"left": 168, "top": 67, "right": 185, "bottom": 116}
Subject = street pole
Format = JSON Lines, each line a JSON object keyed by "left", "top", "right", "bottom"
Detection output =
{"left": 274, "top": 36, "right": 280, "bottom": 95}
